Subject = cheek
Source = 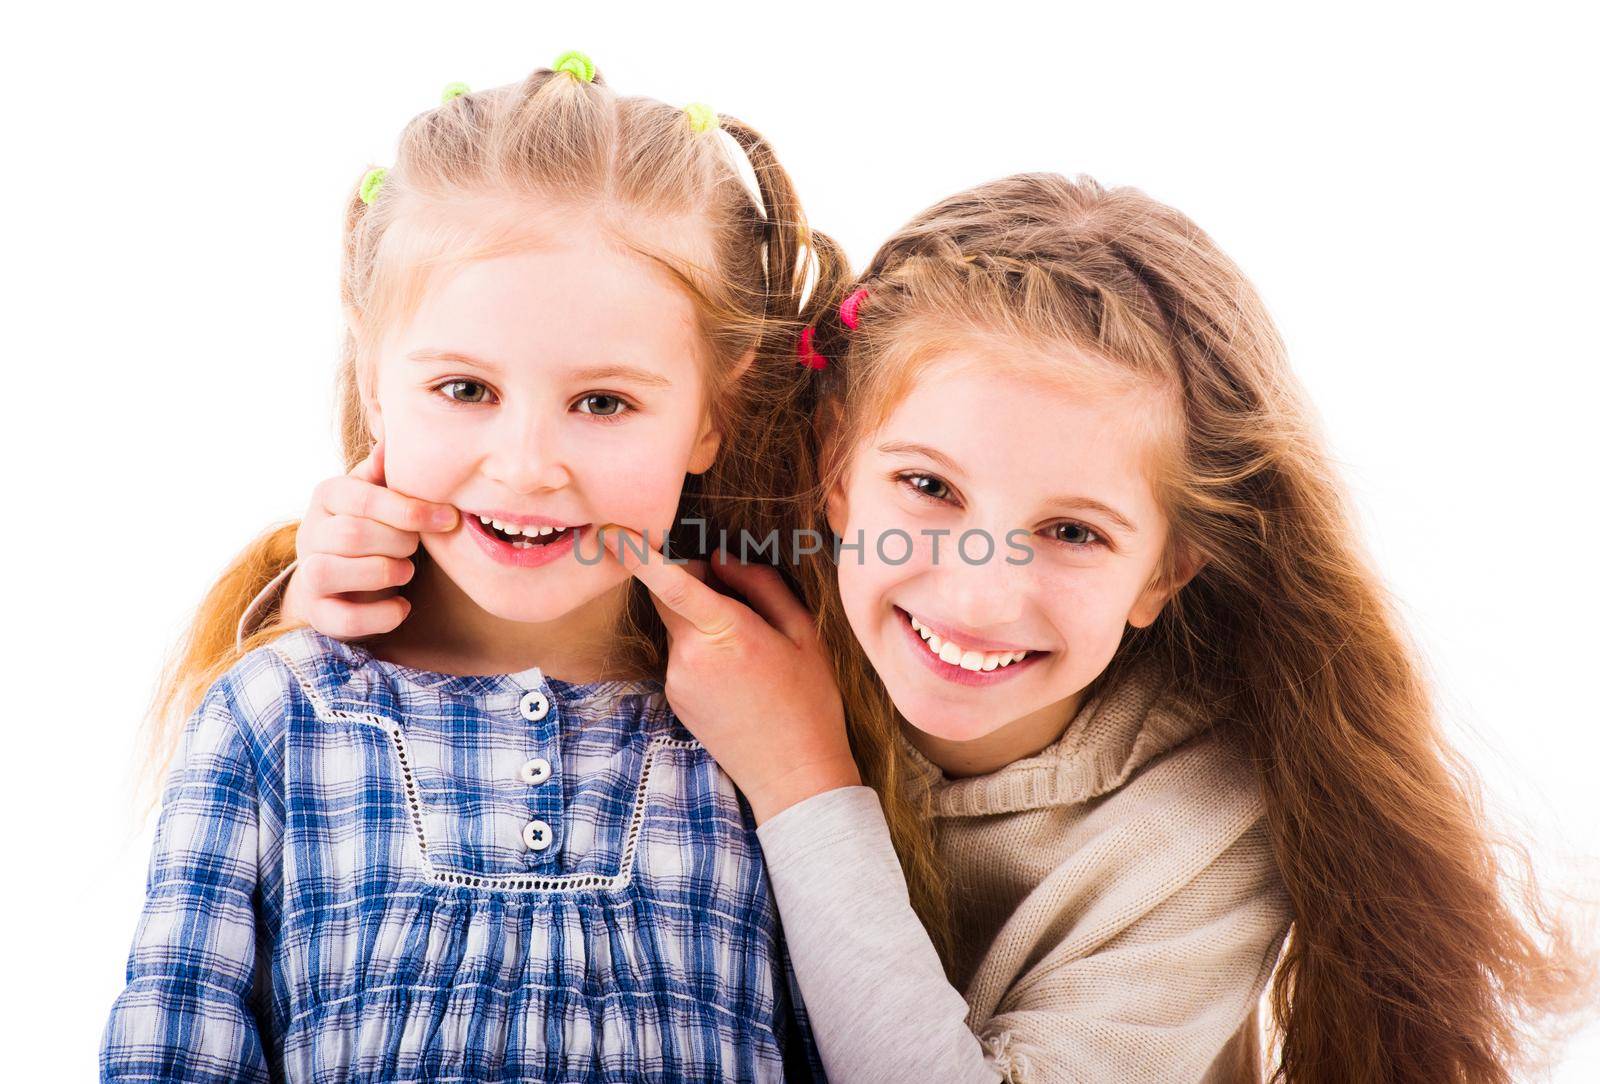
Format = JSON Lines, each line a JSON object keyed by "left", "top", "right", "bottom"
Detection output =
{"left": 831, "top": 489, "right": 935, "bottom": 618}
{"left": 376, "top": 408, "right": 468, "bottom": 500}
{"left": 1040, "top": 572, "right": 1141, "bottom": 648}
{"left": 583, "top": 427, "right": 695, "bottom": 529}
{"left": 832, "top": 554, "right": 883, "bottom": 628}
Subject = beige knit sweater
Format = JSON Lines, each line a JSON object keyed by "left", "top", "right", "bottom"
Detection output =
{"left": 757, "top": 657, "right": 1294, "bottom": 1082}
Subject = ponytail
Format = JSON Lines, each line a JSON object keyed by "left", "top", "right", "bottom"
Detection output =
{"left": 135, "top": 520, "right": 300, "bottom": 815}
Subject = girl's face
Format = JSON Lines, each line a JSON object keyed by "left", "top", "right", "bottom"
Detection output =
{"left": 363, "top": 219, "right": 722, "bottom": 631}
{"left": 827, "top": 343, "right": 1189, "bottom": 768}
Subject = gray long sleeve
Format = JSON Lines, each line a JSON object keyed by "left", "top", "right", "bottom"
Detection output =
{"left": 757, "top": 786, "right": 1005, "bottom": 1083}
{"left": 754, "top": 724, "right": 1291, "bottom": 1084}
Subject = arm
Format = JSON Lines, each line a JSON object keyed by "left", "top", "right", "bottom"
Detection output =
{"left": 100, "top": 685, "right": 278, "bottom": 1083}
{"left": 757, "top": 785, "right": 1290, "bottom": 1084}
{"left": 599, "top": 541, "right": 1288, "bottom": 1080}
{"left": 758, "top": 786, "right": 1002, "bottom": 1083}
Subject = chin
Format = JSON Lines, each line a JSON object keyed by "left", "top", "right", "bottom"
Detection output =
{"left": 472, "top": 597, "right": 577, "bottom": 624}
{"left": 884, "top": 679, "right": 1012, "bottom": 743}
{"left": 431, "top": 545, "right": 628, "bottom": 626}
{"left": 901, "top": 712, "right": 1006, "bottom": 744}
{"left": 477, "top": 574, "right": 623, "bottom": 624}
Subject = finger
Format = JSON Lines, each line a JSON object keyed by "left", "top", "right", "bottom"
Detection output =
{"left": 643, "top": 590, "right": 696, "bottom": 645}
{"left": 593, "top": 526, "right": 697, "bottom": 641}
{"left": 708, "top": 552, "right": 817, "bottom": 644}
{"left": 301, "top": 514, "right": 422, "bottom": 560}
{"left": 297, "top": 553, "right": 414, "bottom": 596}
{"left": 317, "top": 474, "right": 458, "bottom": 534}
{"left": 350, "top": 439, "right": 385, "bottom": 486}
{"left": 646, "top": 559, "right": 718, "bottom": 638}
{"left": 599, "top": 525, "right": 738, "bottom": 639}
{"left": 302, "top": 594, "right": 411, "bottom": 640}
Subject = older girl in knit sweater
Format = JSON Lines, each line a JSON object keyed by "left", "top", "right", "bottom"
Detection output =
{"left": 249, "top": 174, "right": 1593, "bottom": 1082}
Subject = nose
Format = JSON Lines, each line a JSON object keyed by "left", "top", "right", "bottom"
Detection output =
{"left": 930, "top": 527, "right": 1030, "bottom": 629}
{"left": 483, "top": 408, "right": 572, "bottom": 494}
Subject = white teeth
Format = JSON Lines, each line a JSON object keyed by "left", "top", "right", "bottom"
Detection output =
{"left": 479, "top": 515, "right": 564, "bottom": 539}
{"left": 905, "top": 611, "right": 1031, "bottom": 671}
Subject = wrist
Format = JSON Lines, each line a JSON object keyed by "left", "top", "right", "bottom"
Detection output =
{"left": 747, "top": 756, "right": 863, "bottom": 826}
{"left": 278, "top": 564, "right": 306, "bottom": 625}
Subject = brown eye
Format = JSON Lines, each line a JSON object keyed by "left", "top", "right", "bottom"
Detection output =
{"left": 437, "top": 380, "right": 491, "bottom": 404}
{"left": 576, "top": 393, "right": 628, "bottom": 417}
{"left": 1050, "top": 521, "right": 1101, "bottom": 547}
{"left": 902, "top": 473, "right": 952, "bottom": 501}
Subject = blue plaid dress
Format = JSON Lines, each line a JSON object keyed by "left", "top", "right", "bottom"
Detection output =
{"left": 101, "top": 627, "right": 822, "bottom": 1083}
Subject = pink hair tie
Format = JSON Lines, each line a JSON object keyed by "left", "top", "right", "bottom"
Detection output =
{"left": 796, "top": 326, "right": 828, "bottom": 370}
{"left": 839, "top": 287, "right": 869, "bottom": 330}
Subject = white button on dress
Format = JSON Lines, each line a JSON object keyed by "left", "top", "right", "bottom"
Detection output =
{"left": 518, "top": 757, "right": 552, "bottom": 786}
{"left": 522, "top": 819, "right": 553, "bottom": 851}
{"left": 519, "top": 690, "right": 550, "bottom": 722}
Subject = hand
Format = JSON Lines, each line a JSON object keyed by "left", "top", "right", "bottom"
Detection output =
{"left": 600, "top": 525, "right": 860, "bottom": 824}
{"left": 281, "top": 440, "right": 459, "bottom": 639}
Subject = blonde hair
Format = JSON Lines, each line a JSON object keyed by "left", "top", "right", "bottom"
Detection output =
{"left": 137, "top": 61, "right": 857, "bottom": 821}
{"left": 796, "top": 172, "right": 1597, "bottom": 1081}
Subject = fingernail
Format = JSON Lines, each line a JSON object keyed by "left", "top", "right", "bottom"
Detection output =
{"left": 432, "top": 508, "right": 458, "bottom": 528}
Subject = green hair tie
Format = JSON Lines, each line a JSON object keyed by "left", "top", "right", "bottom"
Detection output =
{"left": 358, "top": 167, "right": 388, "bottom": 206}
{"left": 440, "top": 81, "right": 470, "bottom": 103}
{"left": 552, "top": 50, "right": 595, "bottom": 83}
{"left": 684, "top": 102, "right": 719, "bottom": 134}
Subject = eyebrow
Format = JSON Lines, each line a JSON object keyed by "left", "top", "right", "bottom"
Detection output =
{"left": 877, "top": 439, "right": 1140, "bottom": 534}
{"left": 406, "top": 350, "right": 674, "bottom": 388}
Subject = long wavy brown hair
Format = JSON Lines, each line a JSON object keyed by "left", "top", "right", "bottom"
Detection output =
{"left": 790, "top": 172, "right": 1597, "bottom": 1082}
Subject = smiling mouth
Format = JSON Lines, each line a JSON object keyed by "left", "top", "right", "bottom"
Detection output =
{"left": 897, "top": 607, "right": 1042, "bottom": 673}
{"left": 471, "top": 515, "right": 581, "bottom": 549}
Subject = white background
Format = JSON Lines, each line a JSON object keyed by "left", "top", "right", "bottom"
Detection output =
{"left": 5, "top": 1, "right": 1596, "bottom": 1077}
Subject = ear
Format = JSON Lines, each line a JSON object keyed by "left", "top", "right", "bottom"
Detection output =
{"left": 1127, "top": 542, "right": 1205, "bottom": 629}
{"left": 686, "top": 423, "right": 720, "bottom": 475}
{"left": 817, "top": 398, "right": 850, "bottom": 535}
{"left": 355, "top": 374, "right": 385, "bottom": 446}
{"left": 354, "top": 371, "right": 385, "bottom": 448}
{"left": 824, "top": 477, "right": 849, "bottom": 537}
{"left": 686, "top": 348, "right": 758, "bottom": 476}
{"left": 344, "top": 306, "right": 385, "bottom": 442}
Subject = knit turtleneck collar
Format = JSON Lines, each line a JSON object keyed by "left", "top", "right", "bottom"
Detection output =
{"left": 897, "top": 655, "right": 1216, "bottom": 817}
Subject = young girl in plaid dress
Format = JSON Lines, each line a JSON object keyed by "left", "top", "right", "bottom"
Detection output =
{"left": 100, "top": 52, "right": 839, "bottom": 1083}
